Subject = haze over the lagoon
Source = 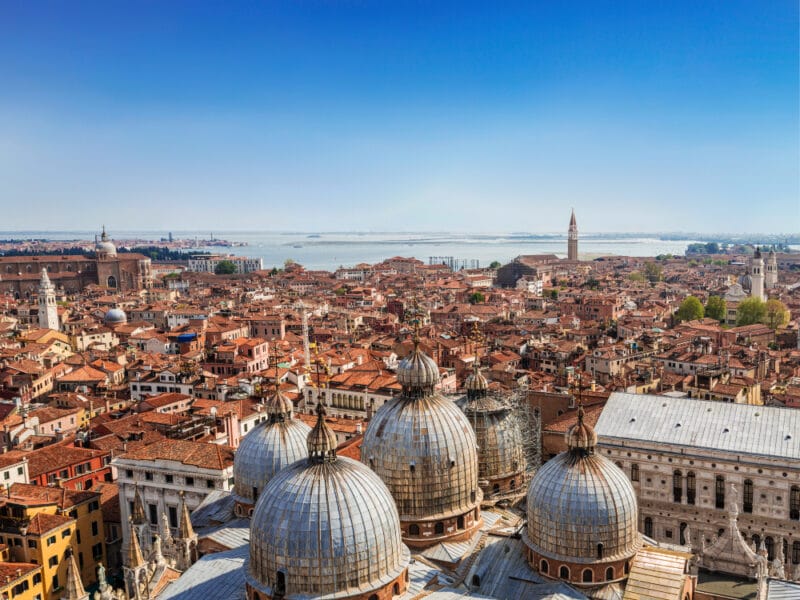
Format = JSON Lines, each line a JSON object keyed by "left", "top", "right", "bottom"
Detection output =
{"left": 0, "top": 1, "right": 797, "bottom": 233}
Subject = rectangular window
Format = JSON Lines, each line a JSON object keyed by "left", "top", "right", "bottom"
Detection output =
{"left": 3, "top": 471, "right": 9, "bottom": 480}
{"left": 61, "top": 528, "right": 70, "bottom": 538}
{"left": 206, "top": 479, "right": 215, "bottom": 489}
{"left": 47, "top": 536, "right": 56, "bottom": 546}
{"left": 687, "top": 473, "right": 696, "bottom": 505}
{"left": 33, "top": 573, "right": 41, "bottom": 585}
{"left": 48, "top": 556, "right": 58, "bottom": 567}
{"left": 743, "top": 480, "right": 754, "bottom": 514}
{"left": 168, "top": 506, "right": 178, "bottom": 528}
{"left": 125, "top": 469, "right": 133, "bottom": 478}
{"left": 148, "top": 503, "right": 158, "bottom": 525}
{"left": 145, "top": 472, "right": 153, "bottom": 481}
{"left": 27, "top": 540, "right": 37, "bottom": 549}
{"left": 88, "top": 501, "right": 99, "bottom": 512}
{"left": 16, "top": 467, "right": 22, "bottom": 475}
{"left": 185, "top": 477, "right": 194, "bottom": 486}
{"left": 91, "top": 521, "right": 98, "bottom": 536}
{"left": 76, "top": 530, "right": 81, "bottom": 544}
{"left": 790, "top": 486, "right": 800, "bottom": 521}
{"left": 715, "top": 476, "right": 725, "bottom": 509}
{"left": 165, "top": 475, "right": 174, "bottom": 484}
{"left": 52, "top": 575, "right": 59, "bottom": 590}
{"left": 92, "top": 543, "right": 103, "bottom": 560}
{"left": 673, "top": 471, "right": 683, "bottom": 503}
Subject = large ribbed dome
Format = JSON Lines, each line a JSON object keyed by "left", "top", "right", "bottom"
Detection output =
{"left": 362, "top": 343, "right": 482, "bottom": 546}
{"left": 232, "top": 394, "right": 310, "bottom": 510}
{"left": 247, "top": 406, "right": 410, "bottom": 599}
{"left": 96, "top": 227, "right": 117, "bottom": 258}
{"left": 524, "top": 409, "right": 640, "bottom": 564}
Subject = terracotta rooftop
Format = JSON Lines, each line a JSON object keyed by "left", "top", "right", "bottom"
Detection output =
{"left": 117, "top": 439, "right": 234, "bottom": 471}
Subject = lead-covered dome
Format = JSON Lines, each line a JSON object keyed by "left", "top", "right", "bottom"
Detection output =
{"left": 233, "top": 391, "right": 310, "bottom": 514}
{"left": 362, "top": 342, "right": 482, "bottom": 547}
{"left": 524, "top": 407, "right": 640, "bottom": 566}
{"left": 96, "top": 227, "right": 117, "bottom": 258}
{"left": 247, "top": 404, "right": 410, "bottom": 599}
{"left": 396, "top": 346, "right": 440, "bottom": 394}
{"left": 104, "top": 307, "right": 127, "bottom": 325}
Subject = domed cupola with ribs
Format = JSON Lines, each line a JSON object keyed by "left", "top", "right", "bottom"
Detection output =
{"left": 361, "top": 312, "right": 483, "bottom": 548}
{"left": 522, "top": 404, "right": 641, "bottom": 588}
{"left": 246, "top": 403, "right": 410, "bottom": 600}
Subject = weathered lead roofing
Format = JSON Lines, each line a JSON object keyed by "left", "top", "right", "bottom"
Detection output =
{"left": 159, "top": 544, "right": 247, "bottom": 600}
{"left": 232, "top": 416, "right": 310, "bottom": 505}
{"left": 595, "top": 392, "right": 800, "bottom": 460}
{"left": 247, "top": 455, "right": 410, "bottom": 598}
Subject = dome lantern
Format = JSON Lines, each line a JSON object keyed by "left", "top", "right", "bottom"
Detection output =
{"left": 307, "top": 402, "right": 337, "bottom": 464}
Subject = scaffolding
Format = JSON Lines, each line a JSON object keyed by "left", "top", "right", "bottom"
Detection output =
{"left": 510, "top": 383, "right": 541, "bottom": 475}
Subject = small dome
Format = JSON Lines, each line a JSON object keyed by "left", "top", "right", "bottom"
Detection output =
{"left": 738, "top": 274, "right": 752, "bottom": 292}
{"left": 232, "top": 415, "right": 310, "bottom": 507}
{"left": 265, "top": 389, "right": 294, "bottom": 418}
{"left": 524, "top": 408, "right": 640, "bottom": 565}
{"left": 396, "top": 347, "right": 440, "bottom": 394}
{"left": 247, "top": 405, "right": 410, "bottom": 599}
{"left": 565, "top": 406, "right": 598, "bottom": 451}
{"left": 104, "top": 308, "right": 127, "bottom": 325}
{"left": 465, "top": 368, "right": 489, "bottom": 395}
{"left": 96, "top": 227, "right": 117, "bottom": 258}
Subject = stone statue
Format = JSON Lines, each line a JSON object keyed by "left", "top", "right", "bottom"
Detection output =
{"left": 97, "top": 562, "right": 107, "bottom": 588}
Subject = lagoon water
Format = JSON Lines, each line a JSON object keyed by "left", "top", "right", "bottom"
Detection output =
{"left": 1, "top": 231, "right": 700, "bottom": 271}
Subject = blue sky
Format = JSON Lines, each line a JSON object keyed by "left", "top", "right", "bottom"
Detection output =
{"left": 0, "top": 1, "right": 797, "bottom": 233}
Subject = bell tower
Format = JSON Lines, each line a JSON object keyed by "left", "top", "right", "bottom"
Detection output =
{"left": 567, "top": 209, "right": 579, "bottom": 261}
{"left": 38, "top": 269, "right": 59, "bottom": 331}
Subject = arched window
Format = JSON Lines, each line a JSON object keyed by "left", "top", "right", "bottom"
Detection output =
{"left": 605, "top": 566, "right": 614, "bottom": 581}
{"left": 715, "top": 475, "right": 725, "bottom": 509}
{"left": 540, "top": 559, "right": 549, "bottom": 574}
{"left": 597, "top": 543, "right": 604, "bottom": 559}
{"left": 492, "top": 483, "right": 500, "bottom": 496}
{"left": 765, "top": 536, "right": 775, "bottom": 561}
{"left": 790, "top": 486, "right": 799, "bottom": 520}
{"left": 509, "top": 479, "right": 515, "bottom": 490}
{"left": 559, "top": 566, "right": 569, "bottom": 580}
{"left": 673, "top": 470, "right": 683, "bottom": 503}
{"left": 434, "top": 522, "right": 444, "bottom": 535}
{"left": 624, "top": 562, "right": 630, "bottom": 574}
{"left": 107, "top": 275, "right": 117, "bottom": 288}
{"left": 393, "top": 583, "right": 400, "bottom": 595}
{"left": 630, "top": 463, "right": 639, "bottom": 482}
{"left": 408, "top": 524, "right": 420, "bottom": 535}
{"left": 615, "top": 461, "right": 623, "bottom": 469}
{"left": 582, "top": 569, "right": 593, "bottom": 583}
{"left": 457, "top": 515, "right": 465, "bottom": 530}
{"left": 752, "top": 533, "right": 761, "bottom": 548}
{"left": 685, "top": 471, "right": 696, "bottom": 505}
{"left": 743, "top": 479, "right": 754, "bottom": 513}
{"left": 793, "top": 541, "right": 800, "bottom": 565}
{"left": 26, "top": 265, "right": 31, "bottom": 273}
{"left": 644, "top": 517, "right": 653, "bottom": 538}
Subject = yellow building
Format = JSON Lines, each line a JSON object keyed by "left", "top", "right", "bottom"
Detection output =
{"left": 0, "top": 484, "right": 105, "bottom": 600}
{"left": 0, "top": 562, "right": 44, "bottom": 600}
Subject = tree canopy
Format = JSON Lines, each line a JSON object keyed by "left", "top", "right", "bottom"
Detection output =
{"left": 468, "top": 291, "right": 485, "bottom": 304}
{"left": 675, "top": 296, "right": 704, "bottom": 323}
{"left": 644, "top": 262, "right": 663, "bottom": 283}
{"left": 214, "top": 260, "right": 237, "bottom": 275}
{"left": 764, "top": 299, "right": 790, "bottom": 330}
{"left": 735, "top": 297, "right": 766, "bottom": 326}
{"left": 704, "top": 296, "right": 726, "bottom": 322}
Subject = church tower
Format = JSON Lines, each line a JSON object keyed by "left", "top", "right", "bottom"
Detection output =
{"left": 765, "top": 247, "right": 778, "bottom": 289}
{"left": 567, "top": 209, "right": 578, "bottom": 261}
{"left": 38, "top": 269, "right": 59, "bottom": 331}
{"left": 750, "top": 247, "right": 765, "bottom": 301}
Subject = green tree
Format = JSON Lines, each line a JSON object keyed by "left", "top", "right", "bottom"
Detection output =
{"left": 704, "top": 296, "right": 726, "bottom": 322}
{"left": 628, "top": 272, "right": 646, "bottom": 283}
{"left": 675, "top": 296, "right": 704, "bottom": 323}
{"left": 214, "top": 260, "right": 237, "bottom": 275}
{"left": 489, "top": 261, "right": 502, "bottom": 269}
{"left": 468, "top": 291, "right": 485, "bottom": 304}
{"left": 736, "top": 297, "right": 766, "bottom": 326}
{"left": 549, "top": 289, "right": 558, "bottom": 300}
{"left": 764, "top": 299, "right": 790, "bottom": 330}
{"left": 644, "top": 262, "right": 663, "bottom": 283}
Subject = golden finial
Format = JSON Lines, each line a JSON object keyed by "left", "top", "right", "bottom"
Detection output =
{"left": 408, "top": 298, "right": 423, "bottom": 348}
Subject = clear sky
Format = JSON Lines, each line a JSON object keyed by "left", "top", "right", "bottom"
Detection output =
{"left": 1, "top": 1, "right": 797, "bottom": 233}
